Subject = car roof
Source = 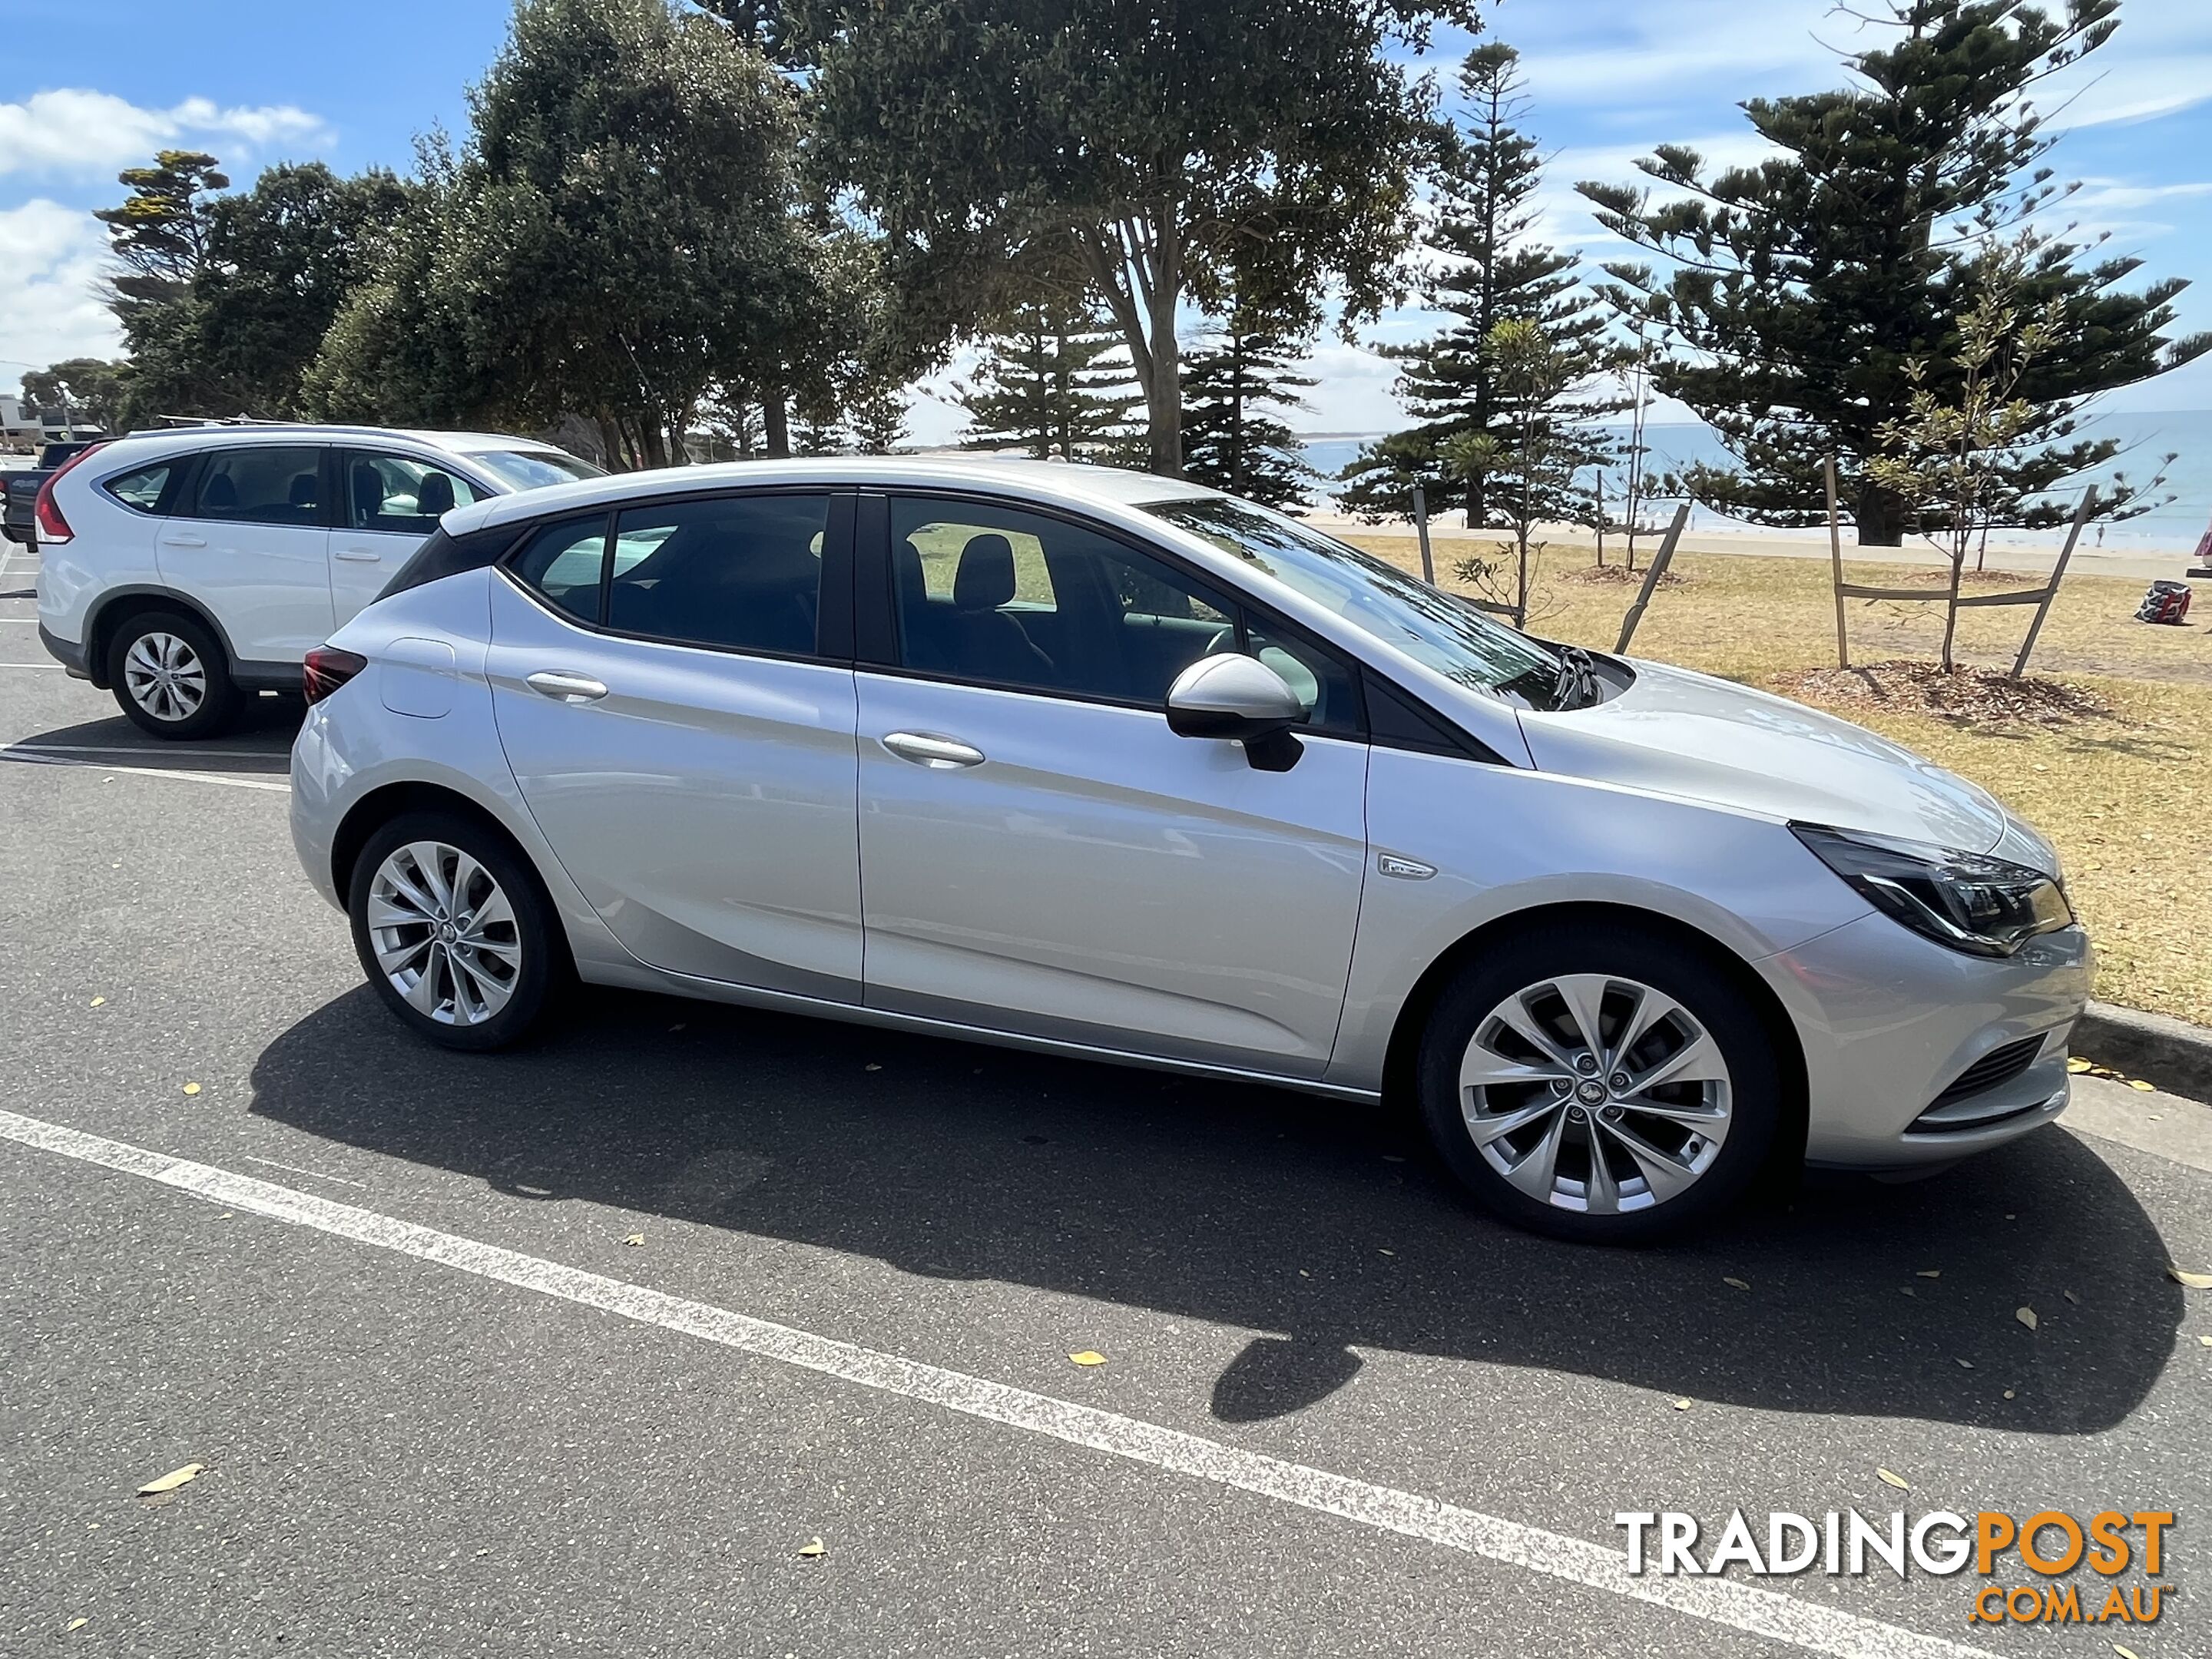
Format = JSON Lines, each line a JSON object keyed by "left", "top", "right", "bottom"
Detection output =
{"left": 94, "top": 424, "right": 561, "bottom": 459}
{"left": 442, "top": 455, "right": 1220, "bottom": 537}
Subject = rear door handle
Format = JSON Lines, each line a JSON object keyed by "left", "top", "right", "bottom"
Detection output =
{"left": 882, "top": 730, "right": 985, "bottom": 769}
{"left": 161, "top": 532, "right": 206, "bottom": 548}
{"left": 526, "top": 670, "right": 609, "bottom": 704}
{"left": 334, "top": 547, "right": 382, "bottom": 563}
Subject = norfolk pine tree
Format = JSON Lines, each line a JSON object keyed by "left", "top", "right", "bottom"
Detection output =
{"left": 1343, "top": 42, "right": 1617, "bottom": 528}
{"left": 1580, "top": 0, "right": 2211, "bottom": 546}
{"left": 1181, "top": 313, "right": 1320, "bottom": 509}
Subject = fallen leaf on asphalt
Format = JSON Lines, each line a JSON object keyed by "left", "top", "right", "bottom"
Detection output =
{"left": 2112, "top": 1644, "right": 2142, "bottom": 1659}
{"left": 2197, "top": 1335, "right": 2212, "bottom": 1348}
{"left": 2016, "top": 1306, "right": 2038, "bottom": 1330}
{"left": 181, "top": 1082, "right": 200, "bottom": 1096}
{"left": 137, "top": 1463, "right": 204, "bottom": 1495}
{"left": 66, "top": 1618, "right": 87, "bottom": 1632}
{"left": 2063, "top": 1290, "right": 2079, "bottom": 1305}
{"left": 2066, "top": 1056, "right": 2091, "bottom": 1074}
{"left": 796, "top": 1537, "right": 825, "bottom": 1558}
{"left": 1069, "top": 1350, "right": 1106, "bottom": 1367}
{"left": 1298, "top": 1269, "right": 1311, "bottom": 1278}
{"left": 2127, "top": 1079, "right": 2154, "bottom": 1092}
{"left": 1916, "top": 1269, "right": 1941, "bottom": 1279}
{"left": 1722, "top": 1277, "right": 1750, "bottom": 1291}
{"left": 89, "top": 997, "right": 104, "bottom": 1008}
{"left": 1377, "top": 1248, "right": 1396, "bottom": 1257}
{"left": 2168, "top": 1267, "right": 2212, "bottom": 1289}
{"left": 2004, "top": 1389, "right": 2017, "bottom": 1399}
{"left": 864, "top": 1063, "right": 881, "bottom": 1072}
{"left": 1877, "top": 1468, "right": 1909, "bottom": 1491}
{"left": 622, "top": 1233, "right": 644, "bottom": 1247}
{"left": 1955, "top": 1358, "right": 1974, "bottom": 1369}
{"left": 1672, "top": 1398, "right": 1693, "bottom": 1411}
{"left": 1899, "top": 1286, "right": 1916, "bottom": 1296}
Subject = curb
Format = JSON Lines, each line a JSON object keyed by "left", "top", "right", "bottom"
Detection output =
{"left": 2075, "top": 1000, "right": 2212, "bottom": 1104}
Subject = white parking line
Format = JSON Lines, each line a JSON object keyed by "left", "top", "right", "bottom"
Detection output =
{"left": 0, "top": 1106, "right": 1998, "bottom": 1659}
{"left": 0, "top": 749, "right": 290, "bottom": 792}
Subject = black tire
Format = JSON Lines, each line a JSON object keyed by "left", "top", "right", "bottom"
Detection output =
{"left": 347, "top": 810, "right": 568, "bottom": 1052}
{"left": 106, "top": 609, "right": 237, "bottom": 740}
{"left": 1416, "top": 917, "right": 1785, "bottom": 1244}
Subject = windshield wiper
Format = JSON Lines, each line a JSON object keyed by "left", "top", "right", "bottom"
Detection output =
{"left": 1551, "top": 646, "right": 1603, "bottom": 710}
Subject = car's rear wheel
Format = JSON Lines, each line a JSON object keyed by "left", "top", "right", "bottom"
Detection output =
{"left": 1416, "top": 919, "right": 1784, "bottom": 1243}
{"left": 107, "top": 610, "right": 236, "bottom": 740}
{"left": 347, "top": 811, "right": 565, "bottom": 1051}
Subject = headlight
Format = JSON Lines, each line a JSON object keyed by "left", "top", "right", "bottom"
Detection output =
{"left": 1791, "top": 823, "right": 2073, "bottom": 959}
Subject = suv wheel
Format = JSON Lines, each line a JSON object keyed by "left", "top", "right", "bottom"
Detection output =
{"left": 348, "top": 811, "right": 565, "bottom": 1052}
{"left": 1416, "top": 919, "right": 1783, "bottom": 1243}
{"left": 107, "top": 611, "right": 237, "bottom": 740}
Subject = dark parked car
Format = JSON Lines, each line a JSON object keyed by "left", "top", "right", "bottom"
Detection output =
{"left": 2, "top": 440, "right": 105, "bottom": 548}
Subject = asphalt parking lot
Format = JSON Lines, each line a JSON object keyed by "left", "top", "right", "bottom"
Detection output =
{"left": 3, "top": 548, "right": 2210, "bottom": 1657}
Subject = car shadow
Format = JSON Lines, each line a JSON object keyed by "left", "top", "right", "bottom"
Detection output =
{"left": 8, "top": 697, "right": 301, "bottom": 775}
{"left": 249, "top": 985, "right": 2182, "bottom": 1432}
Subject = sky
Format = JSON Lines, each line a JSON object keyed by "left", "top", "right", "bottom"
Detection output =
{"left": 4, "top": 0, "right": 2210, "bottom": 446}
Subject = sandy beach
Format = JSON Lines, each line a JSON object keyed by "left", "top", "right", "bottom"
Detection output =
{"left": 1297, "top": 510, "right": 2207, "bottom": 584}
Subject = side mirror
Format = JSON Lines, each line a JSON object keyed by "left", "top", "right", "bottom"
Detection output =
{"left": 1164, "top": 654, "right": 1306, "bottom": 772}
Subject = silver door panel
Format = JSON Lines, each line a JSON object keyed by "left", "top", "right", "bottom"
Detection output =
{"left": 856, "top": 674, "right": 1367, "bottom": 1075}
{"left": 485, "top": 576, "right": 862, "bottom": 998}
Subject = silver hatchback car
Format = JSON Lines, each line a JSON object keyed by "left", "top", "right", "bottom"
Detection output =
{"left": 290, "top": 459, "right": 2091, "bottom": 1242}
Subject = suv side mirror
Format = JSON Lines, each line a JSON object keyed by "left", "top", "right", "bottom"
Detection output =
{"left": 1164, "top": 654, "right": 1306, "bottom": 772}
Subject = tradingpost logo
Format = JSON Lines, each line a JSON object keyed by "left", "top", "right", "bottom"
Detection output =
{"left": 1616, "top": 1508, "right": 2175, "bottom": 1628}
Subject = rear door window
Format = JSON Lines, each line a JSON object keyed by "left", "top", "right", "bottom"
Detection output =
{"left": 606, "top": 494, "right": 830, "bottom": 656}
{"left": 186, "top": 447, "right": 325, "bottom": 527}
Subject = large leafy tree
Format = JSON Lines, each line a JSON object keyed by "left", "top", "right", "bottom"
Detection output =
{"left": 312, "top": 0, "right": 833, "bottom": 466}
{"left": 959, "top": 298, "right": 1141, "bottom": 460}
{"left": 121, "top": 162, "right": 412, "bottom": 422}
{"left": 1181, "top": 313, "right": 1319, "bottom": 508}
{"left": 95, "top": 150, "right": 229, "bottom": 314}
{"left": 1581, "top": 0, "right": 2211, "bottom": 546}
{"left": 1343, "top": 41, "right": 1616, "bottom": 527}
{"left": 793, "top": 0, "right": 1474, "bottom": 477}
{"left": 18, "top": 359, "right": 130, "bottom": 432}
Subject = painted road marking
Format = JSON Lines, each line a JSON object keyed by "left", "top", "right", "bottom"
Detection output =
{"left": 0, "top": 1106, "right": 2001, "bottom": 1659}
{"left": 0, "top": 749, "right": 291, "bottom": 792}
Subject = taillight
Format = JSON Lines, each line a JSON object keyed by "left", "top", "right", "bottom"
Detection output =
{"left": 32, "top": 441, "right": 106, "bottom": 545}
{"left": 303, "top": 645, "right": 368, "bottom": 705}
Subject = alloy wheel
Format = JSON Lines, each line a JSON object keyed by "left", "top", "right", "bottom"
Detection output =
{"left": 366, "top": 840, "right": 522, "bottom": 1026}
{"left": 123, "top": 631, "right": 207, "bottom": 724}
{"left": 1459, "top": 972, "right": 1732, "bottom": 1214}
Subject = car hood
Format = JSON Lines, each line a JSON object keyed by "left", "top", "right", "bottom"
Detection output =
{"left": 1517, "top": 658, "right": 2040, "bottom": 863}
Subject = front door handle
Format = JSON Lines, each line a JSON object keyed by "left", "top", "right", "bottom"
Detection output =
{"left": 526, "top": 670, "right": 609, "bottom": 704}
{"left": 882, "top": 730, "right": 985, "bottom": 769}
{"left": 161, "top": 532, "right": 206, "bottom": 548}
{"left": 333, "top": 547, "right": 382, "bottom": 563}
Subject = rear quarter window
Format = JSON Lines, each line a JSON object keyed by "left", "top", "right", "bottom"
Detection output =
{"left": 102, "top": 463, "right": 173, "bottom": 513}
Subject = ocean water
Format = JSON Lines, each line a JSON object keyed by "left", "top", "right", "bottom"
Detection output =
{"left": 1300, "top": 410, "right": 2212, "bottom": 554}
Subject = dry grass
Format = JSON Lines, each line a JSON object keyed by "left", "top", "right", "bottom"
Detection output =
{"left": 1343, "top": 534, "right": 2212, "bottom": 1025}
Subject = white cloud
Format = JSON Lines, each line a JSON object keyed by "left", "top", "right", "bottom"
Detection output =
{"left": 0, "top": 89, "right": 330, "bottom": 180}
{"left": 0, "top": 199, "right": 122, "bottom": 376}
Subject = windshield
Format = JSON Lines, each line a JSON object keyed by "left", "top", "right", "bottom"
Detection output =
{"left": 467, "top": 449, "right": 606, "bottom": 492}
{"left": 1143, "top": 495, "right": 1567, "bottom": 707}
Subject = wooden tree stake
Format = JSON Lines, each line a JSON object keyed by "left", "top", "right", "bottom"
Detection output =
{"left": 2012, "top": 486, "right": 2094, "bottom": 680}
{"left": 1616, "top": 502, "right": 1690, "bottom": 654}
{"left": 1824, "top": 455, "right": 1849, "bottom": 669}
{"left": 1412, "top": 483, "right": 1435, "bottom": 585}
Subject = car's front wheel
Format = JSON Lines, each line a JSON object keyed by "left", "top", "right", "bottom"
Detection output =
{"left": 107, "top": 611, "right": 236, "bottom": 740}
{"left": 1416, "top": 919, "right": 1785, "bottom": 1243}
{"left": 347, "top": 811, "right": 565, "bottom": 1051}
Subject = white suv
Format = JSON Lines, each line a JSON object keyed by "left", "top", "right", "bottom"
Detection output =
{"left": 33, "top": 424, "right": 601, "bottom": 737}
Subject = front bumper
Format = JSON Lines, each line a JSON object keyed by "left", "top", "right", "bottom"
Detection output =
{"left": 1756, "top": 912, "right": 2093, "bottom": 1169}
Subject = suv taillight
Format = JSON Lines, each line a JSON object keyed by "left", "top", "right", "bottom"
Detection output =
{"left": 32, "top": 442, "right": 106, "bottom": 545}
{"left": 303, "top": 646, "right": 368, "bottom": 705}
